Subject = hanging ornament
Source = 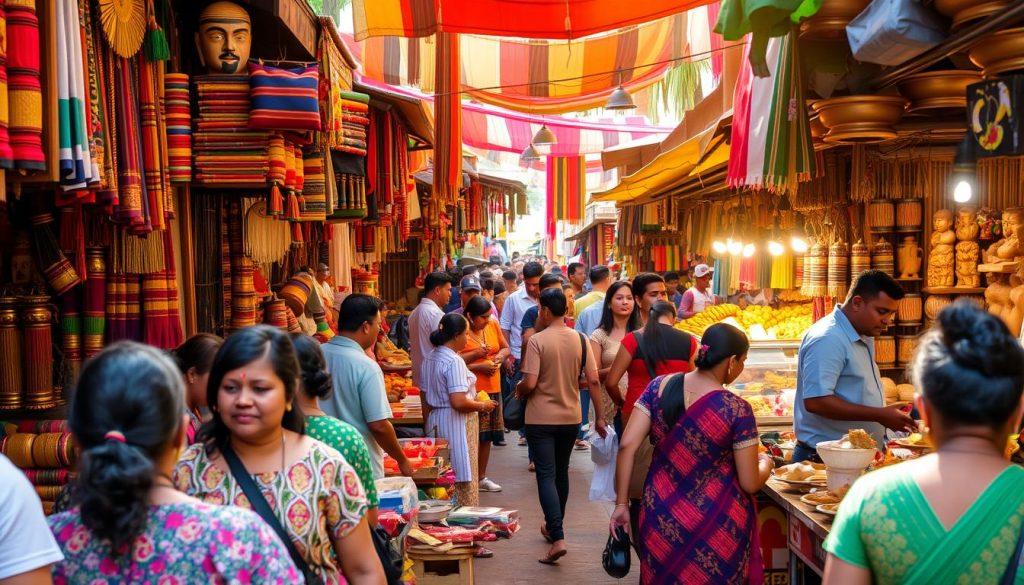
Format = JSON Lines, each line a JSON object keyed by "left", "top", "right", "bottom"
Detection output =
{"left": 98, "top": 0, "right": 146, "bottom": 58}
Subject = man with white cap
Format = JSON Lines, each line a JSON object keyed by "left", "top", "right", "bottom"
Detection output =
{"left": 678, "top": 263, "right": 718, "bottom": 320}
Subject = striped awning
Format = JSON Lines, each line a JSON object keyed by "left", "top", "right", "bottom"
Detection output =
{"left": 345, "top": 5, "right": 719, "bottom": 114}
{"left": 352, "top": 0, "right": 718, "bottom": 40}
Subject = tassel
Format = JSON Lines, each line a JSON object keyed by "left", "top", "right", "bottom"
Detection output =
{"left": 269, "top": 184, "right": 283, "bottom": 215}
{"left": 291, "top": 222, "right": 304, "bottom": 245}
{"left": 144, "top": 0, "right": 170, "bottom": 61}
{"left": 285, "top": 190, "right": 300, "bottom": 221}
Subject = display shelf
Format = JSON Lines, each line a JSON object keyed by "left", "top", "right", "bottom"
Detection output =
{"left": 922, "top": 286, "right": 986, "bottom": 295}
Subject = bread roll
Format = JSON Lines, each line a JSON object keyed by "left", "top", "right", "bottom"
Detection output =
{"left": 897, "top": 384, "right": 916, "bottom": 403}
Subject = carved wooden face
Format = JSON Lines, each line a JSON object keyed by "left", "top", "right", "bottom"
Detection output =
{"left": 196, "top": 1, "right": 251, "bottom": 75}
{"left": 1003, "top": 210, "right": 1022, "bottom": 240}
{"left": 933, "top": 211, "right": 953, "bottom": 232}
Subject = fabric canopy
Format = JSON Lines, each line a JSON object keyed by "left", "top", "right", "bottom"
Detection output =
{"left": 352, "top": 0, "right": 718, "bottom": 40}
{"left": 356, "top": 76, "right": 674, "bottom": 156}
{"left": 347, "top": 6, "right": 718, "bottom": 113}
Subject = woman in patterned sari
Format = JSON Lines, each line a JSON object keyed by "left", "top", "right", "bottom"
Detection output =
{"left": 824, "top": 302, "right": 1024, "bottom": 585}
{"left": 174, "top": 325, "right": 385, "bottom": 585}
{"left": 611, "top": 324, "right": 774, "bottom": 584}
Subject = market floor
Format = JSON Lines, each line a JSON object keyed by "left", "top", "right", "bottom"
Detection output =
{"left": 474, "top": 435, "right": 639, "bottom": 583}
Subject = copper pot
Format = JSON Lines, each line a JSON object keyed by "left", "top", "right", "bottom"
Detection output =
{"left": 898, "top": 70, "right": 983, "bottom": 112}
{"left": 813, "top": 96, "right": 908, "bottom": 143}
{"left": 799, "top": 0, "right": 871, "bottom": 39}
{"left": 969, "top": 27, "right": 1024, "bottom": 78}
{"left": 935, "top": 0, "right": 1009, "bottom": 31}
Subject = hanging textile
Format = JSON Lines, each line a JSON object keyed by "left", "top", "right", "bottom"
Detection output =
{"left": 0, "top": 0, "right": 13, "bottom": 168}
{"left": 137, "top": 55, "right": 168, "bottom": 230}
{"left": 165, "top": 73, "right": 191, "bottom": 182}
{"left": 81, "top": 0, "right": 108, "bottom": 190}
{"left": 351, "top": 0, "right": 714, "bottom": 41}
{"left": 352, "top": 6, "right": 717, "bottom": 114}
{"left": 113, "top": 57, "right": 145, "bottom": 228}
{"left": 770, "top": 251, "right": 794, "bottom": 289}
{"left": 715, "top": 0, "right": 820, "bottom": 76}
{"left": 94, "top": 16, "right": 119, "bottom": 204}
{"left": 546, "top": 156, "right": 586, "bottom": 222}
{"left": 56, "top": 0, "right": 94, "bottom": 191}
{"left": 142, "top": 230, "right": 182, "bottom": 349}
{"left": 83, "top": 247, "right": 105, "bottom": 359}
{"left": 7, "top": 0, "right": 45, "bottom": 171}
{"left": 432, "top": 32, "right": 460, "bottom": 205}
{"left": 726, "top": 33, "right": 814, "bottom": 194}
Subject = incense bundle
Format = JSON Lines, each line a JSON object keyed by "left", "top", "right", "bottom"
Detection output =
{"left": 20, "top": 295, "right": 55, "bottom": 408}
{"left": 31, "top": 214, "right": 81, "bottom": 296}
{"left": 0, "top": 297, "right": 23, "bottom": 409}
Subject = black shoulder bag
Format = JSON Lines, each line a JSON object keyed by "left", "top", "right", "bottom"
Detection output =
{"left": 221, "top": 445, "right": 325, "bottom": 585}
{"left": 504, "top": 331, "right": 588, "bottom": 430}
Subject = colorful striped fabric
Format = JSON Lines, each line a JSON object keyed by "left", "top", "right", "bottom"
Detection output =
{"left": 165, "top": 73, "right": 191, "bottom": 182}
{"left": 0, "top": 0, "right": 12, "bottom": 168}
{"left": 432, "top": 32, "right": 460, "bottom": 205}
{"left": 348, "top": 6, "right": 717, "bottom": 114}
{"left": 546, "top": 156, "right": 586, "bottom": 222}
{"left": 351, "top": 0, "right": 715, "bottom": 41}
{"left": 726, "top": 33, "right": 814, "bottom": 194}
{"left": 7, "top": 0, "right": 45, "bottom": 171}
{"left": 56, "top": 0, "right": 94, "bottom": 191}
{"left": 248, "top": 63, "right": 322, "bottom": 131}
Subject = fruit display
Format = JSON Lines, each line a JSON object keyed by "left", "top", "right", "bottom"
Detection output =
{"left": 675, "top": 302, "right": 814, "bottom": 340}
{"left": 384, "top": 373, "right": 416, "bottom": 403}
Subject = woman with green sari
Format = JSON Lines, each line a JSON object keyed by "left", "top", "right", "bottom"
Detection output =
{"left": 824, "top": 301, "right": 1024, "bottom": 585}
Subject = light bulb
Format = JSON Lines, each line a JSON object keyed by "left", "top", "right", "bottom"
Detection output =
{"left": 768, "top": 240, "right": 785, "bottom": 256}
{"left": 712, "top": 240, "right": 727, "bottom": 255}
{"left": 743, "top": 243, "right": 756, "bottom": 258}
{"left": 790, "top": 236, "right": 809, "bottom": 254}
{"left": 728, "top": 239, "right": 743, "bottom": 256}
{"left": 953, "top": 179, "right": 973, "bottom": 203}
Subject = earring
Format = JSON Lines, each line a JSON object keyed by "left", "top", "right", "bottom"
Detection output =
{"left": 286, "top": 403, "right": 293, "bottom": 412}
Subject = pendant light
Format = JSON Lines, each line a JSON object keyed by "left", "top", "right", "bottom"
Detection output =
{"left": 605, "top": 86, "right": 637, "bottom": 111}
{"left": 951, "top": 134, "right": 977, "bottom": 203}
{"left": 532, "top": 124, "right": 557, "bottom": 146}
{"left": 520, "top": 144, "right": 540, "bottom": 162}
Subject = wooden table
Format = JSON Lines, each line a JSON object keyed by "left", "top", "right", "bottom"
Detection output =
{"left": 391, "top": 415, "right": 424, "bottom": 427}
{"left": 761, "top": 479, "right": 834, "bottom": 582}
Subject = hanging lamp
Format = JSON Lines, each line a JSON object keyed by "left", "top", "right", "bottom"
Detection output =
{"left": 605, "top": 86, "right": 637, "bottom": 111}
{"left": 533, "top": 124, "right": 557, "bottom": 146}
{"left": 951, "top": 134, "right": 976, "bottom": 203}
{"left": 520, "top": 144, "right": 540, "bottom": 162}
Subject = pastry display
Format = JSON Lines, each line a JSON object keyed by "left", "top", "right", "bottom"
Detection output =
{"left": 955, "top": 205, "right": 981, "bottom": 288}
{"left": 927, "top": 209, "right": 956, "bottom": 287}
{"left": 774, "top": 461, "right": 827, "bottom": 482}
{"left": 801, "top": 484, "right": 850, "bottom": 506}
{"left": 881, "top": 377, "right": 899, "bottom": 404}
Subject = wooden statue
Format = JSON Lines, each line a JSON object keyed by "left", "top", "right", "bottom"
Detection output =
{"left": 196, "top": 1, "right": 251, "bottom": 75}
{"left": 955, "top": 205, "right": 981, "bottom": 288}
{"left": 927, "top": 209, "right": 955, "bottom": 287}
{"left": 897, "top": 236, "right": 922, "bottom": 280}
{"left": 983, "top": 208, "right": 1024, "bottom": 335}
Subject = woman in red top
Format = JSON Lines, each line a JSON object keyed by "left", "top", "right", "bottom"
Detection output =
{"left": 606, "top": 300, "right": 697, "bottom": 425}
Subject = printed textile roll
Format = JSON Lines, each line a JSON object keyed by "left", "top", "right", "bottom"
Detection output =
{"left": 0, "top": 297, "right": 22, "bottom": 409}
{"left": 7, "top": 0, "right": 44, "bottom": 171}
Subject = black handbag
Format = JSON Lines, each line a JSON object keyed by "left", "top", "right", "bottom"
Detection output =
{"left": 602, "top": 525, "right": 632, "bottom": 578}
{"left": 221, "top": 445, "right": 325, "bottom": 585}
{"left": 371, "top": 525, "right": 404, "bottom": 585}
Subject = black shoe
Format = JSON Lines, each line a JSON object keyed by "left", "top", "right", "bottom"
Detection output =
{"left": 493, "top": 440, "right": 507, "bottom": 446}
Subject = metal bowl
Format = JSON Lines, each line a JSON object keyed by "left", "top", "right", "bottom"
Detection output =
{"left": 799, "top": 0, "right": 871, "bottom": 40}
{"left": 935, "top": 0, "right": 1009, "bottom": 31}
{"left": 813, "top": 95, "right": 909, "bottom": 143}
{"left": 969, "top": 27, "right": 1024, "bottom": 78}
{"left": 898, "top": 70, "right": 983, "bottom": 113}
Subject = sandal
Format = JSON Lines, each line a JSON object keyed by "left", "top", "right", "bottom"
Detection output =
{"left": 474, "top": 546, "right": 494, "bottom": 559}
{"left": 538, "top": 549, "right": 567, "bottom": 565}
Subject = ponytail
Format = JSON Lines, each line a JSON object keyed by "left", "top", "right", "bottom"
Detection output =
{"left": 70, "top": 342, "right": 185, "bottom": 554}
{"left": 430, "top": 313, "right": 469, "bottom": 347}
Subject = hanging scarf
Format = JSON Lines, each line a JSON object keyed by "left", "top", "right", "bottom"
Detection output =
{"left": 137, "top": 55, "right": 166, "bottom": 231}
{"left": 114, "top": 57, "right": 144, "bottom": 228}
{"left": 7, "top": 0, "right": 45, "bottom": 171}
{"left": 56, "top": 0, "right": 94, "bottom": 191}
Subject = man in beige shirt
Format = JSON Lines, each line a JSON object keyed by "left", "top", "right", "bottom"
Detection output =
{"left": 516, "top": 288, "right": 606, "bottom": 564}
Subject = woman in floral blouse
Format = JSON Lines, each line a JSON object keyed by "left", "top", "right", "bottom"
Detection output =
{"left": 48, "top": 341, "right": 299, "bottom": 584}
{"left": 174, "top": 325, "right": 385, "bottom": 585}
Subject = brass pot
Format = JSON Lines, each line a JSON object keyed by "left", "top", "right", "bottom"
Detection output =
{"left": 969, "top": 27, "right": 1024, "bottom": 78}
{"left": 813, "top": 96, "right": 908, "bottom": 143}
{"left": 810, "top": 114, "right": 827, "bottom": 139}
{"left": 799, "top": 0, "right": 871, "bottom": 39}
{"left": 935, "top": 0, "right": 1009, "bottom": 31}
{"left": 897, "top": 70, "right": 983, "bottom": 112}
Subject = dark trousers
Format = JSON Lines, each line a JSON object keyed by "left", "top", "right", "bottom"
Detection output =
{"left": 524, "top": 423, "right": 578, "bottom": 542}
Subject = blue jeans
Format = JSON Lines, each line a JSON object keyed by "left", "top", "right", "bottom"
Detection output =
{"left": 577, "top": 389, "right": 591, "bottom": 440}
{"left": 791, "top": 442, "right": 822, "bottom": 464}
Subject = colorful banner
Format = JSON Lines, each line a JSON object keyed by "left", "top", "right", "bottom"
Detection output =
{"left": 547, "top": 156, "right": 585, "bottom": 222}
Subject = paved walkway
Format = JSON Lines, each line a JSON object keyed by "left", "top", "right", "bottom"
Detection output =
{"left": 473, "top": 436, "right": 639, "bottom": 583}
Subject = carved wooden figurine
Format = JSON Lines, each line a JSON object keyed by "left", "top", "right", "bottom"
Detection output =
{"left": 983, "top": 208, "right": 1024, "bottom": 335}
{"left": 897, "top": 236, "right": 922, "bottom": 280}
{"left": 927, "top": 209, "right": 955, "bottom": 287}
{"left": 955, "top": 205, "right": 981, "bottom": 288}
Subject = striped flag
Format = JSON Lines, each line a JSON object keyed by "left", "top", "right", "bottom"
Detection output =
{"left": 547, "top": 157, "right": 586, "bottom": 222}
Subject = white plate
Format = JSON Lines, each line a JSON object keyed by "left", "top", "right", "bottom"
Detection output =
{"left": 800, "top": 492, "right": 842, "bottom": 506}
{"left": 816, "top": 504, "right": 839, "bottom": 516}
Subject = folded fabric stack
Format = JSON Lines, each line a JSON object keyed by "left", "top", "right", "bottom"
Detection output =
{"left": 165, "top": 73, "right": 191, "bottom": 183}
{"left": 300, "top": 150, "right": 326, "bottom": 221}
{"left": 339, "top": 91, "right": 370, "bottom": 156}
{"left": 192, "top": 75, "right": 272, "bottom": 184}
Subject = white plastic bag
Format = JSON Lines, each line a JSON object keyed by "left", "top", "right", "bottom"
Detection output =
{"left": 589, "top": 425, "right": 619, "bottom": 502}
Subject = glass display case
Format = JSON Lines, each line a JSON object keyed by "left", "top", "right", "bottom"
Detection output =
{"left": 727, "top": 340, "right": 800, "bottom": 429}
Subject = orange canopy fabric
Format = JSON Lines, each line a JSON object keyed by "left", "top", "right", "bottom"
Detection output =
{"left": 352, "top": 0, "right": 718, "bottom": 41}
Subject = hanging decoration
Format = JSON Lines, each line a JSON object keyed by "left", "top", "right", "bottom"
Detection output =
{"left": 547, "top": 156, "right": 586, "bottom": 222}
{"left": 98, "top": 0, "right": 146, "bottom": 59}
{"left": 432, "top": 32, "right": 461, "bottom": 205}
{"left": 8, "top": 0, "right": 45, "bottom": 171}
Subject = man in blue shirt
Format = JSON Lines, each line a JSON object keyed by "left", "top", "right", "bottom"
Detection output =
{"left": 321, "top": 294, "right": 414, "bottom": 479}
{"left": 793, "top": 270, "right": 916, "bottom": 463}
